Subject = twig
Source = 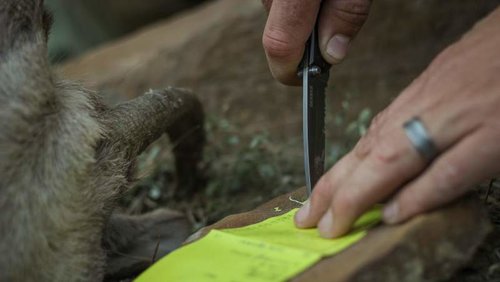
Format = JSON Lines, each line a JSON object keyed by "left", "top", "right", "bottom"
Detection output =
{"left": 110, "top": 250, "right": 151, "bottom": 263}
{"left": 485, "top": 178, "right": 496, "bottom": 204}
{"left": 151, "top": 235, "right": 161, "bottom": 263}
{"left": 289, "top": 196, "right": 306, "bottom": 206}
{"left": 170, "top": 125, "right": 203, "bottom": 150}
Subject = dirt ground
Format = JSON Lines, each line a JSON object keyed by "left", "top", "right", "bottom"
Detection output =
{"left": 451, "top": 182, "right": 500, "bottom": 282}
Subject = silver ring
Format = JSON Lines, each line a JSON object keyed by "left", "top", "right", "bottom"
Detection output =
{"left": 403, "top": 117, "right": 438, "bottom": 161}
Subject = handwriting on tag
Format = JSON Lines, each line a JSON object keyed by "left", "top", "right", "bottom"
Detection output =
{"left": 135, "top": 208, "right": 381, "bottom": 282}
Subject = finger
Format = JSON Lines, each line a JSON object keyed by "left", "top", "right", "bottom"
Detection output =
{"left": 383, "top": 129, "right": 500, "bottom": 224}
{"left": 295, "top": 153, "right": 357, "bottom": 228}
{"left": 263, "top": 0, "right": 321, "bottom": 85}
{"left": 318, "top": 0, "right": 372, "bottom": 64}
{"left": 316, "top": 125, "right": 426, "bottom": 238}
{"left": 295, "top": 83, "right": 396, "bottom": 229}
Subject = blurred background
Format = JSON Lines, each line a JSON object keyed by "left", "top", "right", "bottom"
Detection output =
{"left": 51, "top": 1, "right": 499, "bottom": 280}
{"left": 46, "top": 0, "right": 205, "bottom": 61}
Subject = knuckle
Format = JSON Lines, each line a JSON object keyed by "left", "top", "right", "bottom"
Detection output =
{"left": 370, "top": 138, "right": 401, "bottom": 166}
{"left": 262, "top": 28, "right": 297, "bottom": 60}
{"left": 353, "top": 111, "right": 387, "bottom": 160}
{"left": 430, "top": 160, "right": 462, "bottom": 192}
{"left": 369, "top": 110, "right": 387, "bottom": 132}
{"left": 367, "top": 125, "right": 408, "bottom": 168}
{"left": 338, "top": 0, "right": 372, "bottom": 13}
{"left": 332, "top": 0, "right": 371, "bottom": 28}
{"left": 353, "top": 134, "right": 373, "bottom": 160}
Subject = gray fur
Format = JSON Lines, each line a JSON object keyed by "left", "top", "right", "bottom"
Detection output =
{"left": 0, "top": 1, "right": 204, "bottom": 281}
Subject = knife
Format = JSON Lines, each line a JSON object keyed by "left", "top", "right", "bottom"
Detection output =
{"left": 299, "top": 19, "right": 331, "bottom": 196}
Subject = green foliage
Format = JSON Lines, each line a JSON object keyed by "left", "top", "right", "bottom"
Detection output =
{"left": 325, "top": 91, "right": 373, "bottom": 168}
{"left": 123, "top": 104, "right": 374, "bottom": 227}
{"left": 203, "top": 115, "right": 304, "bottom": 198}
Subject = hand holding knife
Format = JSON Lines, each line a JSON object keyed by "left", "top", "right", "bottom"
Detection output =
{"left": 300, "top": 11, "right": 331, "bottom": 196}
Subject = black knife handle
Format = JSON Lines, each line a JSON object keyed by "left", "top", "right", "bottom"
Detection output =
{"left": 309, "top": 24, "right": 331, "bottom": 73}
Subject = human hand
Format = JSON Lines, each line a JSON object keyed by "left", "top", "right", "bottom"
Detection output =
{"left": 294, "top": 7, "right": 500, "bottom": 238}
{"left": 261, "top": 0, "right": 372, "bottom": 85}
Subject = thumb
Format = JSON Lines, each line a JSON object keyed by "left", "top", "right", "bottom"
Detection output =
{"left": 319, "top": 0, "right": 372, "bottom": 64}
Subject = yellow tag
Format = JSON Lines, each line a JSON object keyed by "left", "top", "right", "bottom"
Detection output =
{"left": 135, "top": 208, "right": 381, "bottom": 282}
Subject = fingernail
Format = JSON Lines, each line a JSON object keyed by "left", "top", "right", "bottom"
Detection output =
{"left": 326, "top": 34, "right": 350, "bottom": 63}
{"left": 295, "top": 200, "right": 310, "bottom": 226}
{"left": 318, "top": 212, "right": 335, "bottom": 238}
{"left": 383, "top": 202, "right": 399, "bottom": 224}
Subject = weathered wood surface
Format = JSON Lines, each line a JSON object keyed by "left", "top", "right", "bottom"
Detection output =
{"left": 59, "top": 0, "right": 498, "bottom": 139}
{"left": 189, "top": 189, "right": 491, "bottom": 282}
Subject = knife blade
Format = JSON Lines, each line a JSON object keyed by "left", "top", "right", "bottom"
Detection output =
{"left": 300, "top": 21, "right": 331, "bottom": 196}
